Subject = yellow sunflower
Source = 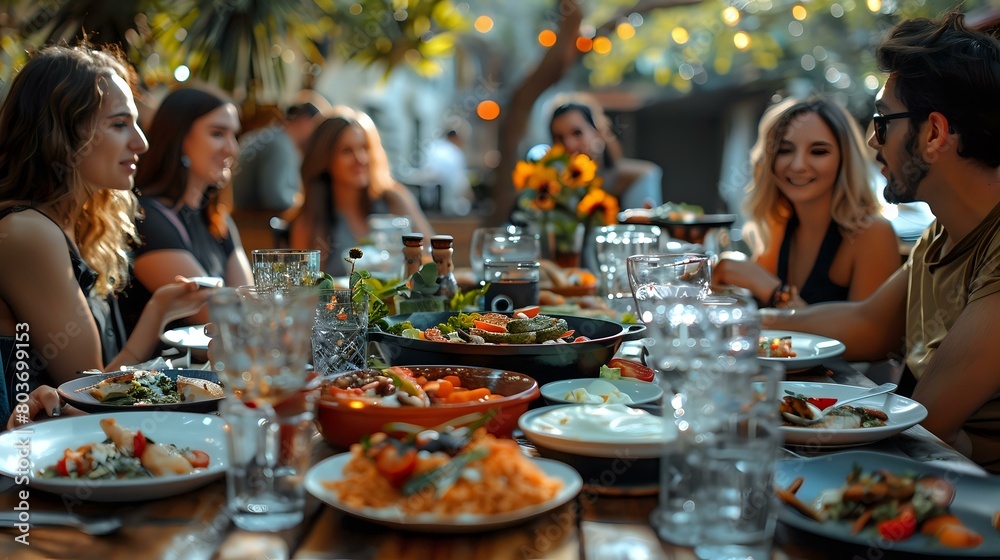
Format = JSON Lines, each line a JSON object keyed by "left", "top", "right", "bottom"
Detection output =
{"left": 561, "top": 153, "right": 597, "bottom": 188}
{"left": 577, "top": 185, "right": 620, "bottom": 225}
{"left": 512, "top": 161, "right": 538, "bottom": 190}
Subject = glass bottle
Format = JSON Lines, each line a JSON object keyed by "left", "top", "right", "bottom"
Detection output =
{"left": 431, "top": 235, "right": 458, "bottom": 300}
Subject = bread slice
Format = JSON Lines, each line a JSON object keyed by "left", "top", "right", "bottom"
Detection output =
{"left": 177, "top": 376, "right": 224, "bottom": 401}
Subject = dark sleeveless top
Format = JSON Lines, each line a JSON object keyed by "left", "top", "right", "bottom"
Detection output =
{"left": 0, "top": 206, "right": 126, "bottom": 425}
{"left": 119, "top": 197, "right": 236, "bottom": 338}
{"left": 777, "top": 214, "right": 850, "bottom": 304}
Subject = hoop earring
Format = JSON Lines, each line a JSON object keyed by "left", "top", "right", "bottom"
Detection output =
{"left": 180, "top": 155, "right": 191, "bottom": 168}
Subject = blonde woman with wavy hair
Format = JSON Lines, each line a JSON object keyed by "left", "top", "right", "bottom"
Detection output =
{"left": 289, "top": 109, "right": 434, "bottom": 275}
{"left": 714, "top": 97, "right": 899, "bottom": 307}
{"left": 0, "top": 44, "right": 208, "bottom": 412}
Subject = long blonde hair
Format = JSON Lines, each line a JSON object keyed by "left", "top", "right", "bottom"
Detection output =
{"left": 742, "top": 97, "right": 880, "bottom": 255}
{"left": 0, "top": 44, "right": 139, "bottom": 297}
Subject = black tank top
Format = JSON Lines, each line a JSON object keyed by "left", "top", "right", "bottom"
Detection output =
{"left": 0, "top": 206, "right": 125, "bottom": 381}
{"left": 777, "top": 214, "right": 850, "bottom": 304}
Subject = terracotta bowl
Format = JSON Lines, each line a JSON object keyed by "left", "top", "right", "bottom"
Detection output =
{"left": 315, "top": 365, "right": 539, "bottom": 449}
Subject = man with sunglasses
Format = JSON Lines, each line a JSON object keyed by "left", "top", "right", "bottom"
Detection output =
{"left": 764, "top": 12, "right": 1000, "bottom": 473}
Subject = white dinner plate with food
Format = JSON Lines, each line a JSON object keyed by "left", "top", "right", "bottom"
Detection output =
{"left": 304, "top": 453, "right": 582, "bottom": 533}
{"left": 518, "top": 404, "right": 669, "bottom": 459}
{"left": 779, "top": 381, "right": 927, "bottom": 447}
{"left": 775, "top": 451, "right": 1000, "bottom": 556}
{"left": 58, "top": 369, "right": 224, "bottom": 413}
{"left": 161, "top": 324, "right": 211, "bottom": 362}
{"left": 758, "top": 329, "right": 846, "bottom": 372}
{"left": 0, "top": 411, "right": 227, "bottom": 502}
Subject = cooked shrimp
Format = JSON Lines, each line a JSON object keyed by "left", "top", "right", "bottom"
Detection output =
{"left": 99, "top": 418, "right": 193, "bottom": 476}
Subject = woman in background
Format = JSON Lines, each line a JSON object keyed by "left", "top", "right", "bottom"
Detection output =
{"left": 713, "top": 97, "right": 899, "bottom": 307}
{"left": 548, "top": 92, "right": 663, "bottom": 211}
{"left": 289, "top": 108, "right": 434, "bottom": 275}
{"left": 0, "top": 44, "right": 206, "bottom": 421}
{"left": 121, "top": 87, "right": 253, "bottom": 338}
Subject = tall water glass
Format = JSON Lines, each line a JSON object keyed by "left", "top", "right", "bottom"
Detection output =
{"left": 482, "top": 230, "right": 540, "bottom": 267}
{"left": 627, "top": 253, "right": 712, "bottom": 324}
{"left": 593, "top": 225, "right": 660, "bottom": 315}
{"left": 208, "top": 286, "right": 318, "bottom": 531}
{"left": 252, "top": 249, "right": 321, "bottom": 290}
{"left": 469, "top": 226, "right": 523, "bottom": 282}
{"left": 312, "top": 289, "right": 369, "bottom": 376}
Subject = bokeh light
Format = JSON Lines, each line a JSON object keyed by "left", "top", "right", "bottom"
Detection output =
{"left": 477, "top": 100, "right": 500, "bottom": 121}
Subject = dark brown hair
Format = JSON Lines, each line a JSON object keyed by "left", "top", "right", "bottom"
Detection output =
{"left": 876, "top": 12, "right": 1000, "bottom": 167}
{"left": 135, "top": 87, "right": 235, "bottom": 239}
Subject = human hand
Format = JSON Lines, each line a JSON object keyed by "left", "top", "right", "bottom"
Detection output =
{"left": 152, "top": 275, "right": 213, "bottom": 326}
{"left": 712, "top": 258, "right": 779, "bottom": 302}
{"left": 6, "top": 386, "right": 67, "bottom": 430}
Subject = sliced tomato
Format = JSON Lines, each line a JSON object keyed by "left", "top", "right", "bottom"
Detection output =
{"left": 56, "top": 457, "right": 69, "bottom": 477}
{"left": 807, "top": 397, "right": 838, "bottom": 411}
{"left": 877, "top": 505, "right": 917, "bottom": 541}
{"left": 183, "top": 449, "right": 211, "bottom": 469}
{"left": 607, "top": 358, "right": 655, "bottom": 382}
{"left": 514, "top": 305, "right": 541, "bottom": 318}
{"left": 473, "top": 320, "right": 507, "bottom": 333}
{"left": 375, "top": 446, "right": 418, "bottom": 487}
{"left": 133, "top": 430, "right": 147, "bottom": 459}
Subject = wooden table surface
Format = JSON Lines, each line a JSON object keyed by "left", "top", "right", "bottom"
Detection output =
{"left": 0, "top": 358, "right": 986, "bottom": 560}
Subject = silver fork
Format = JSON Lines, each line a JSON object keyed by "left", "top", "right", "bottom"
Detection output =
{"left": 0, "top": 510, "right": 123, "bottom": 535}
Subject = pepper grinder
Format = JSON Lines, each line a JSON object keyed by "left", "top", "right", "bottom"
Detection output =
{"left": 431, "top": 235, "right": 458, "bottom": 300}
{"left": 401, "top": 233, "right": 424, "bottom": 279}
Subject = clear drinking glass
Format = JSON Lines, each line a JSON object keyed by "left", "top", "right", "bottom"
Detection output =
{"left": 311, "top": 288, "right": 369, "bottom": 376}
{"left": 593, "top": 225, "right": 660, "bottom": 315}
{"left": 626, "top": 253, "right": 712, "bottom": 324}
{"left": 480, "top": 228, "right": 540, "bottom": 269}
{"left": 208, "top": 286, "right": 318, "bottom": 531}
{"left": 251, "top": 249, "right": 321, "bottom": 290}
{"left": 469, "top": 226, "right": 520, "bottom": 282}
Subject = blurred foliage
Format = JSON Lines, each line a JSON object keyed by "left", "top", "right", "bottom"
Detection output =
{"left": 0, "top": 0, "right": 468, "bottom": 101}
{"left": 573, "top": 0, "right": 994, "bottom": 107}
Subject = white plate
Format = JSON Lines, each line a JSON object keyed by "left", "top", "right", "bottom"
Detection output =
{"left": 540, "top": 378, "right": 663, "bottom": 406}
{"left": 759, "top": 329, "right": 846, "bottom": 372}
{"left": 780, "top": 381, "right": 927, "bottom": 447}
{"left": 518, "top": 404, "right": 668, "bottom": 459}
{"left": 776, "top": 451, "right": 1000, "bottom": 556}
{"left": 0, "top": 411, "right": 227, "bottom": 502}
{"left": 304, "top": 453, "right": 582, "bottom": 532}
{"left": 161, "top": 324, "right": 210, "bottom": 351}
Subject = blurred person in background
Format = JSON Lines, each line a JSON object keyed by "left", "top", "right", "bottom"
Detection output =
{"left": 289, "top": 108, "right": 434, "bottom": 276}
{"left": 548, "top": 92, "right": 663, "bottom": 211}
{"left": 232, "top": 90, "right": 331, "bottom": 212}
{"left": 713, "top": 97, "right": 899, "bottom": 308}
{"left": 120, "top": 87, "right": 253, "bottom": 342}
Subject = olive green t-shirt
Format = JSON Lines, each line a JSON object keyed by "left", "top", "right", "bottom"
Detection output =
{"left": 905, "top": 201, "right": 1000, "bottom": 472}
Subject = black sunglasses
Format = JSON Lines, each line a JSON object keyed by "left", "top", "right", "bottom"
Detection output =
{"left": 872, "top": 112, "right": 913, "bottom": 144}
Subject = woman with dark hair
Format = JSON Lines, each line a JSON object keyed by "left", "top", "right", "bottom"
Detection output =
{"left": 0, "top": 44, "right": 207, "bottom": 424}
{"left": 713, "top": 97, "right": 899, "bottom": 307}
{"left": 547, "top": 93, "right": 663, "bottom": 211}
{"left": 120, "top": 87, "right": 252, "bottom": 338}
{"left": 288, "top": 108, "right": 434, "bottom": 276}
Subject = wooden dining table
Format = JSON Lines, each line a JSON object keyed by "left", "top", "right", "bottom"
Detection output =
{"left": 0, "top": 354, "right": 988, "bottom": 560}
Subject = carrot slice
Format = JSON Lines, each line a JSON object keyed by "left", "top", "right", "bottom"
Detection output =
{"left": 936, "top": 523, "right": 983, "bottom": 548}
{"left": 444, "top": 387, "right": 491, "bottom": 403}
{"left": 434, "top": 379, "right": 454, "bottom": 398}
{"left": 442, "top": 375, "right": 462, "bottom": 388}
{"left": 921, "top": 514, "right": 962, "bottom": 536}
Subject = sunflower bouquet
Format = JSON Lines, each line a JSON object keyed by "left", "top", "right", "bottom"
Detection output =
{"left": 512, "top": 145, "right": 619, "bottom": 265}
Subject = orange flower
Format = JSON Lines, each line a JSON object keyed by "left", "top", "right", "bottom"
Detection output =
{"left": 561, "top": 153, "right": 597, "bottom": 188}
{"left": 512, "top": 161, "right": 537, "bottom": 190}
{"left": 577, "top": 186, "right": 621, "bottom": 225}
